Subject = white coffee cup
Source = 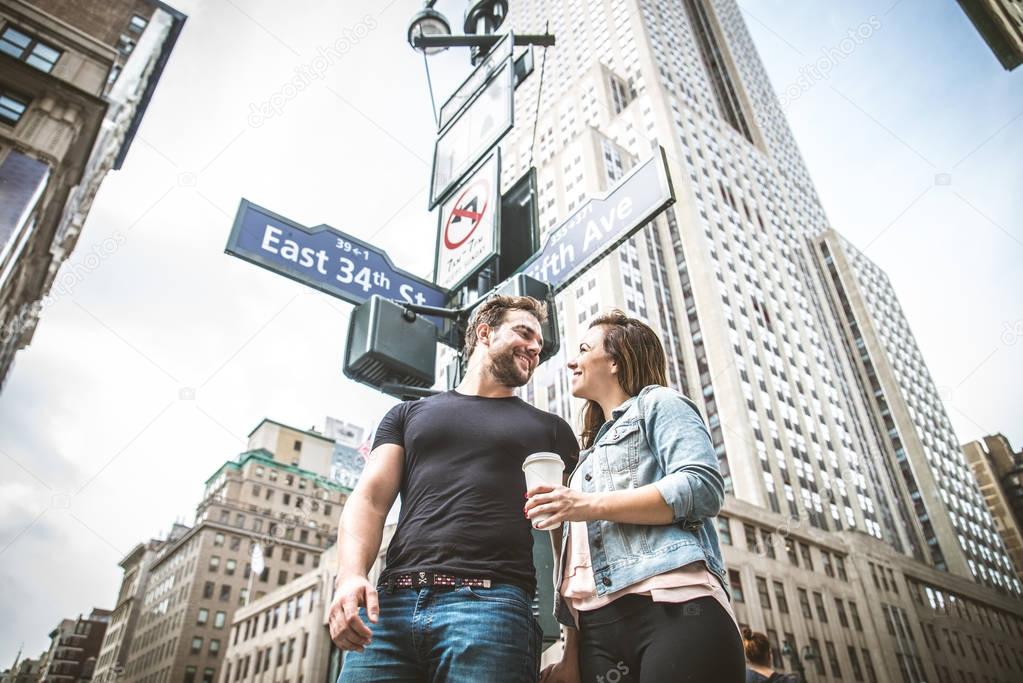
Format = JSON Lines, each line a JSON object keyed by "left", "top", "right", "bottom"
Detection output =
{"left": 522, "top": 452, "right": 565, "bottom": 528}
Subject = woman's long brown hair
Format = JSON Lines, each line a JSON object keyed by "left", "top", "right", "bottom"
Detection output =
{"left": 580, "top": 310, "right": 668, "bottom": 449}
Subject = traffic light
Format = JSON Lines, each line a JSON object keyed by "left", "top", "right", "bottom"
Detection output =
{"left": 343, "top": 296, "right": 437, "bottom": 398}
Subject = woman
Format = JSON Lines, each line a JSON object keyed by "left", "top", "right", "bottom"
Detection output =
{"left": 526, "top": 310, "right": 744, "bottom": 683}
{"left": 742, "top": 629, "right": 801, "bottom": 683}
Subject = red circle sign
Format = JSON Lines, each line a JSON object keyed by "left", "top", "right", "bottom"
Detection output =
{"left": 443, "top": 179, "right": 489, "bottom": 249}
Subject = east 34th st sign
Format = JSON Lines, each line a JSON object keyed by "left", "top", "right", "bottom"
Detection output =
{"left": 225, "top": 200, "right": 448, "bottom": 324}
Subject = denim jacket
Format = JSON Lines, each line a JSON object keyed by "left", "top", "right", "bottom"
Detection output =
{"left": 553, "top": 385, "right": 728, "bottom": 627}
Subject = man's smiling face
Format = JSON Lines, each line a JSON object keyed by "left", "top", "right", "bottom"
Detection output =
{"left": 484, "top": 309, "right": 544, "bottom": 387}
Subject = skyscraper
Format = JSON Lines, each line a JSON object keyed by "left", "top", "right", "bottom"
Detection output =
{"left": 494, "top": 1, "right": 1023, "bottom": 679}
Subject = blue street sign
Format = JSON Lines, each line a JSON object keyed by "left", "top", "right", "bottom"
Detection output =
{"left": 226, "top": 200, "right": 449, "bottom": 321}
{"left": 516, "top": 148, "right": 675, "bottom": 293}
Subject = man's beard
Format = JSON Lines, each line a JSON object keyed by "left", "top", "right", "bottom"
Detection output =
{"left": 488, "top": 347, "right": 534, "bottom": 387}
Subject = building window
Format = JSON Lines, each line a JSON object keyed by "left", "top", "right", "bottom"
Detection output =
{"left": 0, "top": 27, "right": 61, "bottom": 73}
{"left": 744, "top": 524, "right": 759, "bottom": 554}
{"left": 184, "top": 667, "right": 196, "bottom": 683}
{"left": 756, "top": 576, "right": 771, "bottom": 610}
{"left": 209, "top": 639, "right": 220, "bottom": 657}
{"left": 786, "top": 540, "right": 799, "bottom": 566}
{"left": 209, "top": 556, "right": 220, "bottom": 572}
{"left": 214, "top": 533, "right": 225, "bottom": 547}
{"left": 835, "top": 598, "right": 849, "bottom": 627}
{"left": 808, "top": 638, "right": 825, "bottom": 675}
{"left": 0, "top": 90, "right": 30, "bottom": 126}
{"left": 798, "top": 589, "right": 812, "bottom": 619}
{"left": 773, "top": 581, "right": 789, "bottom": 613}
{"left": 197, "top": 608, "right": 209, "bottom": 625}
{"left": 202, "top": 668, "right": 214, "bottom": 683}
{"left": 813, "top": 592, "right": 829, "bottom": 623}
{"left": 203, "top": 582, "right": 215, "bottom": 599}
{"left": 225, "top": 558, "right": 237, "bottom": 575}
{"left": 278, "top": 570, "right": 288, "bottom": 586}
{"left": 190, "top": 637, "right": 203, "bottom": 655}
{"left": 219, "top": 585, "right": 231, "bottom": 602}
{"left": 728, "top": 570, "right": 744, "bottom": 602}
{"left": 799, "top": 543, "right": 814, "bottom": 570}
{"left": 825, "top": 641, "right": 842, "bottom": 678}
{"left": 129, "top": 14, "right": 148, "bottom": 32}
{"left": 716, "top": 516, "right": 732, "bottom": 544}
{"left": 849, "top": 601, "right": 863, "bottom": 631}
{"left": 821, "top": 551, "right": 834, "bottom": 578}
{"left": 116, "top": 34, "right": 135, "bottom": 56}
{"left": 214, "top": 611, "right": 226, "bottom": 628}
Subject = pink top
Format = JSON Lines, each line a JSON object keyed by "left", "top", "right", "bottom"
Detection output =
{"left": 560, "top": 473, "right": 738, "bottom": 629}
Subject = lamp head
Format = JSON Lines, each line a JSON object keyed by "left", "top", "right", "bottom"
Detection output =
{"left": 463, "top": 0, "right": 508, "bottom": 35}
{"left": 408, "top": 2, "right": 451, "bottom": 54}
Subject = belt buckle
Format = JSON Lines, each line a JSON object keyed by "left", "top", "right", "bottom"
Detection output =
{"left": 417, "top": 571, "right": 429, "bottom": 587}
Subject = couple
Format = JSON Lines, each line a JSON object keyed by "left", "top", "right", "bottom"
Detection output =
{"left": 328, "top": 295, "right": 745, "bottom": 682}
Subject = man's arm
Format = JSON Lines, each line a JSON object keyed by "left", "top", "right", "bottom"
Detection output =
{"left": 328, "top": 443, "right": 403, "bottom": 651}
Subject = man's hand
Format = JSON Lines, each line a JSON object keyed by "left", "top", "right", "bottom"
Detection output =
{"left": 539, "top": 654, "right": 581, "bottom": 683}
{"left": 328, "top": 575, "right": 379, "bottom": 652}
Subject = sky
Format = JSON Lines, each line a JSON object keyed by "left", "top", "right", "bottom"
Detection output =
{"left": 1, "top": 0, "right": 1021, "bottom": 665}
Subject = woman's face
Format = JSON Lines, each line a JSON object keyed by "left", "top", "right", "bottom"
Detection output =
{"left": 568, "top": 325, "right": 619, "bottom": 400}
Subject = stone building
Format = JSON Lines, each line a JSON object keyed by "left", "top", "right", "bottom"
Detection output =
{"left": 111, "top": 420, "right": 352, "bottom": 683}
{"left": 38, "top": 608, "right": 112, "bottom": 683}
{"left": 0, "top": 0, "right": 185, "bottom": 389}
{"left": 218, "top": 528, "right": 395, "bottom": 683}
{"left": 963, "top": 434, "right": 1023, "bottom": 586}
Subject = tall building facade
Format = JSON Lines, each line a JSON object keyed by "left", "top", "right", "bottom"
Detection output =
{"left": 815, "top": 230, "right": 1020, "bottom": 593}
{"left": 217, "top": 527, "right": 395, "bottom": 683}
{"left": 492, "top": 1, "right": 1023, "bottom": 680}
{"left": 963, "top": 434, "right": 1023, "bottom": 585}
{"left": 111, "top": 421, "right": 352, "bottom": 683}
{"left": 0, "top": 0, "right": 184, "bottom": 390}
{"left": 38, "top": 608, "right": 112, "bottom": 683}
{"left": 94, "top": 528, "right": 190, "bottom": 683}
{"left": 956, "top": 0, "right": 1023, "bottom": 70}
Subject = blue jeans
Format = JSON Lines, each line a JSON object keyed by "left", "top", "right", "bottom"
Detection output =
{"left": 338, "top": 583, "right": 542, "bottom": 683}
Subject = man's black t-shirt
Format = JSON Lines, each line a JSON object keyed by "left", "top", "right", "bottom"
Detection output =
{"left": 372, "top": 390, "right": 579, "bottom": 594}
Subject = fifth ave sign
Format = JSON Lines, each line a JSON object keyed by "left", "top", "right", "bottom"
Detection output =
{"left": 517, "top": 148, "right": 675, "bottom": 293}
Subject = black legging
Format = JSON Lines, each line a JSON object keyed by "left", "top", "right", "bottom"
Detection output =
{"left": 578, "top": 595, "right": 745, "bottom": 683}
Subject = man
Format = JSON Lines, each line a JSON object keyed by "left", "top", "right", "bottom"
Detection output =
{"left": 329, "top": 295, "right": 579, "bottom": 683}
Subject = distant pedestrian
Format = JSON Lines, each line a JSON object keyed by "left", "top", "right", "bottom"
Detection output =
{"left": 743, "top": 628, "right": 802, "bottom": 683}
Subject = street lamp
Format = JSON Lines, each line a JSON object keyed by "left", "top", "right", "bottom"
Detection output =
{"left": 464, "top": 0, "right": 508, "bottom": 35}
{"left": 407, "top": 1, "right": 451, "bottom": 54}
{"left": 463, "top": 0, "right": 508, "bottom": 65}
{"left": 781, "top": 641, "right": 817, "bottom": 681}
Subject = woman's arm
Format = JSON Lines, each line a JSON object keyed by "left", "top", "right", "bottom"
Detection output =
{"left": 644, "top": 387, "right": 725, "bottom": 523}
{"left": 525, "top": 483, "right": 672, "bottom": 528}
{"left": 525, "top": 388, "right": 723, "bottom": 528}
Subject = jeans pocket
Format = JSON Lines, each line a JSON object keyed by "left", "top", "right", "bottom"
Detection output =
{"left": 461, "top": 584, "right": 530, "bottom": 608}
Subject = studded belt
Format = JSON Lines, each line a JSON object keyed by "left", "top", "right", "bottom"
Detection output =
{"left": 384, "top": 571, "right": 492, "bottom": 590}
